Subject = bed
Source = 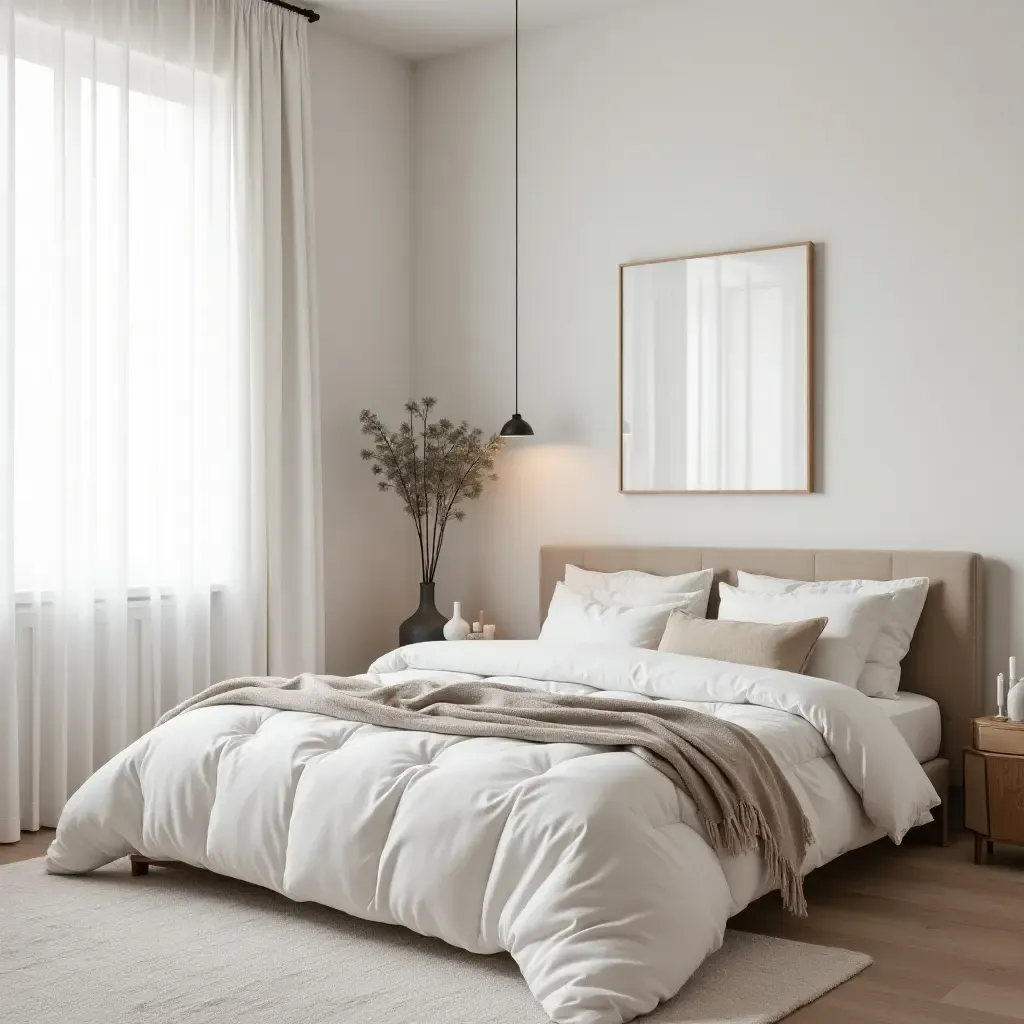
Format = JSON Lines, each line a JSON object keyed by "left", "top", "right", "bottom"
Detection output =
{"left": 45, "top": 546, "right": 982, "bottom": 1024}
{"left": 542, "top": 546, "right": 982, "bottom": 817}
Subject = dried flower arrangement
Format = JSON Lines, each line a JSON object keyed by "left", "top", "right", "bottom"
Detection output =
{"left": 360, "top": 398, "right": 505, "bottom": 584}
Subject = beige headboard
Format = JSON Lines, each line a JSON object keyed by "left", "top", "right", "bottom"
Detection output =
{"left": 541, "top": 546, "right": 983, "bottom": 784}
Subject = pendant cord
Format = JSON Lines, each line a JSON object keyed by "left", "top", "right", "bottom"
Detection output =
{"left": 514, "top": 0, "right": 520, "bottom": 415}
{"left": 498, "top": 0, "right": 532, "bottom": 437}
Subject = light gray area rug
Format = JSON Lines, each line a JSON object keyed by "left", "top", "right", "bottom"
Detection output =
{"left": 0, "top": 858, "right": 871, "bottom": 1024}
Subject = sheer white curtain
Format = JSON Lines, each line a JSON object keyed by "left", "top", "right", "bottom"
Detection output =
{"left": 0, "top": 0, "right": 324, "bottom": 843}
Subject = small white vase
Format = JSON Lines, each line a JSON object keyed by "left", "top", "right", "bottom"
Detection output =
{"left": 1008, "top": 680, "right": 1024, "bottom": 723}
{"left": 443, "top": 601, "right": 471, "bottom": 642}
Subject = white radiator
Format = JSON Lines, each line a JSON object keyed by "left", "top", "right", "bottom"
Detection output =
{"left": 13, "top": 590, "right": 226, "bottom": 831}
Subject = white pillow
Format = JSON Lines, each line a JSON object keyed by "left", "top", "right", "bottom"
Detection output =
{"left": 717, "top": 583, "right": 891, "bottom": 688}
{"left": 736, "top": 572, "right": 930, "bottom": 699}
{"left": 540, "top": 583, "right": 705, "bottom": 649}
{"left": 564, "top": 565, "right": 715, "bottom": 617}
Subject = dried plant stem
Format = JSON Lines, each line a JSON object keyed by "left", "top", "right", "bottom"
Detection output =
{"left": 360, "top": 400, "right": 504, "bottom": 585}
{"left": 379, "top": 429, "right": 427, "bottom": 580}
{"left": 428, "top": 452, "right": 489, "bottom": 581}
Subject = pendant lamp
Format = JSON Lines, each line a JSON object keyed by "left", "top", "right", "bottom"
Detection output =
{"left": 500, "top": 0, "right": 534, "bottom": 438}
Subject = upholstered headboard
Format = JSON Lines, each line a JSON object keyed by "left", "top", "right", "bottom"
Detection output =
{"left": 540, "top": 546, "right": 983, "bottom": 783}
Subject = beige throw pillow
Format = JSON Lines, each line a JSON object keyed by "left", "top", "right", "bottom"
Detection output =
{"left": 658, "top": 612, "right": 828, "bottom": 674}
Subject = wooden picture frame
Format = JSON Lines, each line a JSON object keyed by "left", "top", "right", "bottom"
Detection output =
{"left": 618, "top": 241, "right": 815, "bottom": 495}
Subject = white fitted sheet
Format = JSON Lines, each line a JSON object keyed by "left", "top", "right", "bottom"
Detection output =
{"left": 874, "top": 691, "right": 941, "bottom": 762}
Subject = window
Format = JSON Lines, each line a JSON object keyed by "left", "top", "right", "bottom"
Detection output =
{"left": 8, "top": 18, "right": 240, "bottom": 592}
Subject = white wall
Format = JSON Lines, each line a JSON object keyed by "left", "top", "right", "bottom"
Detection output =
{"left": 310, "top": 28, "right": 417, "bottom": 673}
{"left": 413, "top": 0, "right": 1024, "bottom": 691}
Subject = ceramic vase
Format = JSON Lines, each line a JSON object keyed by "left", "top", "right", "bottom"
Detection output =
{"left": 443, "top": 601, "right": 471, "bottom": 642}
{"left": 1008, "top": 680, "right": 1024, "bottom": 723}
{"left": 399, "top": 583, "right": 448, "bottom": 646}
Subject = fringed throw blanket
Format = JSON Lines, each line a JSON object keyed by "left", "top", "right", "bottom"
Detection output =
{"left": 159, "top": 673, "right": 814, "bottom": 914}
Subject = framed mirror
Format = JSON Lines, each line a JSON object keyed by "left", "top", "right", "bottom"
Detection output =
{"left": 619, "top": 242, "right": 814, "bottom": 494}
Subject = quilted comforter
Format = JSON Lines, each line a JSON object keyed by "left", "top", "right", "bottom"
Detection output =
{"left": 46, "top": 641, "right": 939, "bottom": 1024}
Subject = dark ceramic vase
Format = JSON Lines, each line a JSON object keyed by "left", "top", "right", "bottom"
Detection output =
{"left": 399, "top": 582, "right": 448, "bottom": 646}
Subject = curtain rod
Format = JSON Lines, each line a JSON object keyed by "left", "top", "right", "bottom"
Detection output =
{"left": 262, "top": 0, "right": 320, "bottom": 23}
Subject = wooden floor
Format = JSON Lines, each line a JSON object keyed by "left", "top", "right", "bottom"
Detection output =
{"left": 4, "top": 827, "right": 1024, "bottom": 1022}
{"left": 732, "top": 833, "right": 1024, "bottom": 1022}
{"left": 0, "top": 828, "right": 53, "bottom": 865}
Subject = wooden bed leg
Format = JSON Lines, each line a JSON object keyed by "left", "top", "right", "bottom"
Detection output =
{"left": 974, "top": 835, "right": 989, "bottom": 865}
{"left": 130, "top": 856, "right": 150, "bottom": 877}
{"left": 938, "top": 798, "right": 950, "bottom": 847}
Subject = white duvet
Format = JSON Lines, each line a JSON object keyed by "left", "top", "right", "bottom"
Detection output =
{"left": 46, "top": 641, "right": 939, "bottom": 1024}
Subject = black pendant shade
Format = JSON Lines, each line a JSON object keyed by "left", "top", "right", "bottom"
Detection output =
{"left": 501, "top": 413, "right": 534, "bottom": 437}
{"left": 501, "top": 0, "right": 533, "bottom": 439}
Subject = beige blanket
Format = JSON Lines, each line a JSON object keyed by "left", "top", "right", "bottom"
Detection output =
{"left": 159, "top": 673, "right": 814, "bottom": 914}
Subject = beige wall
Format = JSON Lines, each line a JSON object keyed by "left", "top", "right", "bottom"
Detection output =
{"left": 413, "top": 0, "right": 1024, "bottom": 699}
{"left": 311, "top": 27, "right": 417, "bottom": 673}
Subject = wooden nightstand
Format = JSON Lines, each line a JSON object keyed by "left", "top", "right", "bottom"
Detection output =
{"left": 964, "top": 720, "right": 1024, "bottom": 864}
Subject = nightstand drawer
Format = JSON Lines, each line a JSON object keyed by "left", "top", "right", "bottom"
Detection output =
{"left": 974, "top": 717, "right": 1024, "bottom": 756}
{"left": 987, "top": 757, "right": 1024, "bottom": 843}
{"left": 965, "top": 747, "right": 1024, "bottom": 845}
